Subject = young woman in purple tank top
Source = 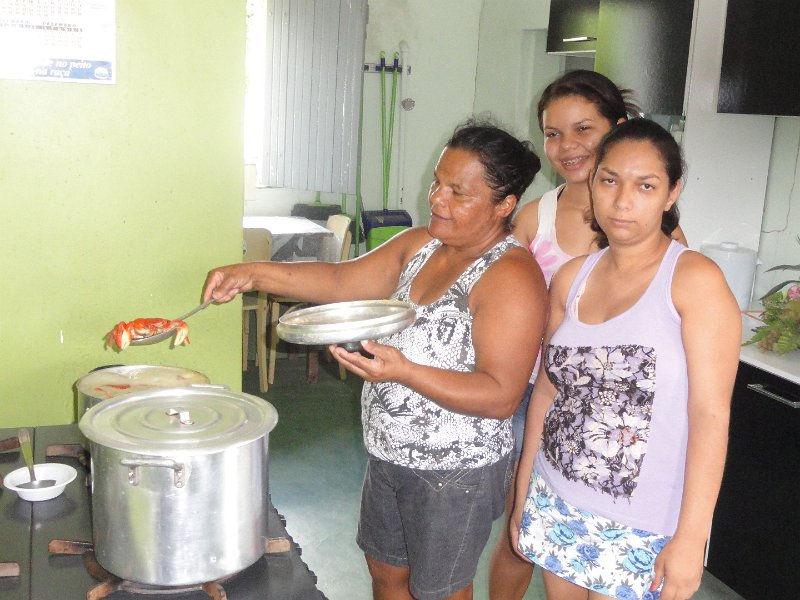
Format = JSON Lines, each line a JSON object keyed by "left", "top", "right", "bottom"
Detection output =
{"left": 489, "top": 71, "right": 687, "bottom": 599}
{"left": 511, "top": 120, "right": 741, "bottom": 600}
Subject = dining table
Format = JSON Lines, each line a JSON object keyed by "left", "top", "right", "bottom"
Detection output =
{"left": 243, "top": 216, "right": 338, "bottom": 263}
{"left": 242, "top": 216, "right": 340, "bottom": 385}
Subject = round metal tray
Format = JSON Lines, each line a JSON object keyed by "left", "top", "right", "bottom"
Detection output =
{"left": 276, "top": 300, "right": 416, "bottom": 345}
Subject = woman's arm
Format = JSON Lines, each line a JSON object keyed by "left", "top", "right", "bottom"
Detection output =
{"left": 509, "top": 258, "right": 584, "bottom": 558}
{"left": 512, "top": 198, "right": 541, "bottom": 248}
{"left": 202, "top": 227, "right": 430, "bottom": 304}
{"left": 332, "top": 248, "right": 548, "bottom": 419}
{"left": 651, "top": 251, "right": 741, "bottom": 600}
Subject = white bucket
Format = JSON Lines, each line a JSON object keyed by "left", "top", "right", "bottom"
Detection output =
{"left": 700, "top": 242, "right": 758, "bottom": 309}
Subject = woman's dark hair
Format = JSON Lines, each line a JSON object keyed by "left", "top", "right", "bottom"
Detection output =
{"left": 590, "top": 118, "right": 684, "bottom": 247}
{"left": 536, "top": 69, "right": 640, "bottom": 130}
{"left": 446, "top": 118, "right": 541, "bottom": 231}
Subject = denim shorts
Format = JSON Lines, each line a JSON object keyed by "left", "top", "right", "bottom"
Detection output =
{"left": 357, "top": 454, "right": 512, "bottom": 600}
{"left": 512, "top": 383, "right": 535, "bottom": 462}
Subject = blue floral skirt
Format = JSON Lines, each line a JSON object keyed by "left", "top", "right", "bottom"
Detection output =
{"left": 518, "top": 470, "right": 669, "bottom": 600}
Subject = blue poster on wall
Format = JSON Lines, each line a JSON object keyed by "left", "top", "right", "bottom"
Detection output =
{"left": 0, "top": 0, "right": 116, "bottom": 84}
{"left": 32, "top": 59, "right": 113, "bottom": 82}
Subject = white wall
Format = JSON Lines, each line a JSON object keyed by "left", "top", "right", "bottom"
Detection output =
{"left": 680, "top": 0, "right": 775, "bottom": 257}
{"left": 245, "top": 0, "right": 484, "bottom": 231}
{"left": 473, "top": 0, "right": 560, "bottom": 203}
{"left": 246, "top": 0, "right": 797, "bottom": 302}
{"left": 755, "top": 117, "right": 800, "bottom": 299}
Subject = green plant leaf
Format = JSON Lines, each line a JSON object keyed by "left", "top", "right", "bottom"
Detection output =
{"left": 760, "top": 280, "right": 800, "bottom": 300}
{"left": 787, "top": 300, "right": 800, "bottom": 320}
{"left": 775, "top": 330, "right": 800, "bottom": 354}
{"left": 745, "top": 327, "right": 768, "bottom": 344}
{"left": 765, "top": 264, "right": 800, "bottom": 272}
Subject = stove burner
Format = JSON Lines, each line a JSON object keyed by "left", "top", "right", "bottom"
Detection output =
{"left": 46, "top": 443, "right": 89, "bottom": 467}
{"left": 49, "top": 539, "right": 228, "bottom": 599}
{"left": 49, "top": 536, "right": 292, "bottom": 600}
{"left": 1, "top": 437, "right": 21, "bottom": 580}
{"left": 0, "top": 435, "right": 20, "bottom": 452}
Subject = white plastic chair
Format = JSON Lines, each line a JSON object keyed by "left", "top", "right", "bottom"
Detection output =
{"left": 326, "top": 214, "right": 353, "bottom": 260}
{"left": 268, "top": 214, "right": 352, "bottom": 384}
{"left": 242, "top": 228, "right": 272, "bottom": 392}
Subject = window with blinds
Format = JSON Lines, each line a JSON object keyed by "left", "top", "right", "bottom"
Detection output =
{"left": 245, "top": 0, "right": 367, "bottom": 195}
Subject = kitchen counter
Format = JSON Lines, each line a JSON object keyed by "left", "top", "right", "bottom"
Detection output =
{"left": 0, "top": 425, "right": 325, "bottom": 600}
{"left": 739, "top": 315, "right": 800, "bottom": 385}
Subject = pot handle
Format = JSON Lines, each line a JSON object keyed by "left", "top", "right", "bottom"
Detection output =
{"left": 121, "top": 457, "right": 186, "bottom": 488}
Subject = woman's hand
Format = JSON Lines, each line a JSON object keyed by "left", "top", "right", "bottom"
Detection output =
{"left": 508, "top": 504, "right": 530, "bottom": 562}
{"left": 329, "top": 340, "right": 413, "bottom": 383}
{"left": 650, "top": 535, "right": 705, "bottom": 600}
{"left": 202, "top": 264, "right": 256, "bottom": 303}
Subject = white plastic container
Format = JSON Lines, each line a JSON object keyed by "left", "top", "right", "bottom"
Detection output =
{"left": 700, "top": 242, "right": 758, "bottom": 309}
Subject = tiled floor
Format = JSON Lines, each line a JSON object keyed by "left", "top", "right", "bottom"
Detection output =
{"left": 246, "top": 358, "right": 743, "bottom": 600}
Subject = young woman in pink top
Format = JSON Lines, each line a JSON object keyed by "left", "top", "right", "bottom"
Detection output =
{"left": 489, "top": 71, "right": 686, "bottom": 599}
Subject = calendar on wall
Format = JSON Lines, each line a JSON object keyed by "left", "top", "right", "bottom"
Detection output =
{"left": 0, "top": 0, "right": 115, "bottom": 83}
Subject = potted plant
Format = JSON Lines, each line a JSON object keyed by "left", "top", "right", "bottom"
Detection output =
{"left": 744, "top": 236, "right": 800, "bottom": 354}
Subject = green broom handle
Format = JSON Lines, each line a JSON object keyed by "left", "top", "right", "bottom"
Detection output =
{"left": 385, "top": 52, "right": 400, "bottom": 211}
{"left": 379, "top": 51, "right": 388, "bottom": 211}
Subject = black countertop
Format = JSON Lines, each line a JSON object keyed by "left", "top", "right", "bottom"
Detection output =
{"left": 0, "top": 430, "right": 29, "bottom": 600}
{"left": 1, "top": 425, "right": 325, "bottom": 600}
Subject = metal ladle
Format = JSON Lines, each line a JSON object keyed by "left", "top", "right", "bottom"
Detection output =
{"left": 17, "top": 428, "right": 56, "bottom": 490}
{"left": 129, "top": 299, "right": 213, "bottom": 346}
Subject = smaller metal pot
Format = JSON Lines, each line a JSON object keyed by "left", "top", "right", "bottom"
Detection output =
{"left": 75, "top": 365, "right": 210, "bottom": 416}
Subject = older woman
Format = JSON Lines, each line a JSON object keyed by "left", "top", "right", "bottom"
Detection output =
{"left": 203, "top": 121, "right": 548, "bottom": 600}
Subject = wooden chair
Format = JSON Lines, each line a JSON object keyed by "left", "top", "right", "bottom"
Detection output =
{"left": 242, "top": 228, "right": 272, "bottom": 392}
{"left": 268, "top": 214, "right": 352, "bottom": 384}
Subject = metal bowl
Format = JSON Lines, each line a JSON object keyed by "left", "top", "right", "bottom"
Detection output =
{"left": 276, "top": 300, "right": 416, "bottom": 345}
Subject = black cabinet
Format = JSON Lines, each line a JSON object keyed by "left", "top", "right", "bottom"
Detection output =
{"left": 594, "top": 0, "right": 694, "bottom": 115}
{"left": 706, "top": 361, "right": 800, "bottom": 600}
{"left": 718, "top": 0, "right": 800, "bottom": 115}
{"left": 547, "top": 0, "right": 599, "bottom": 54}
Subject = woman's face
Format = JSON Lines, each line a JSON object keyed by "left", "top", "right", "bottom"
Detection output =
{"left": 591, "top": 140, "right": 681, "bottom": 246}
{"left": 542, "top": 95, "right": 617, "bottom": 185}
{"left": 427, "top": 147, "right": 513, "bottom": 245}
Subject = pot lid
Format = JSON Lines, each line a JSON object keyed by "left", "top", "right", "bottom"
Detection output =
{"left": 276, "top": 299, "right": 417, "bottom": 345}
{"left": 79, "top": 385, "right": 278, "bottom": 455}
{"left": 76, "top": 365, "right": 210, "bottom": 400}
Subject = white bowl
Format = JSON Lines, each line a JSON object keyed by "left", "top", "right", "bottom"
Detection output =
{"left": 2, "top": 463, "right": 78, "bottom": 501}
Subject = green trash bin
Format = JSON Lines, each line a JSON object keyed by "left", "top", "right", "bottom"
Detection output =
{"left": 366, "top": 225, "right": 409, "bottom": 251}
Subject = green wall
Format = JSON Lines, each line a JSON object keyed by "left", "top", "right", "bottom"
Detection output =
{"left": 0, "top": 1, "right": 245, "bottom": 427}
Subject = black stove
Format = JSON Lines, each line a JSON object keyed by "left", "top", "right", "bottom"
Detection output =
{"left": 0, "top": 426, "right": 326, "bottom": 600}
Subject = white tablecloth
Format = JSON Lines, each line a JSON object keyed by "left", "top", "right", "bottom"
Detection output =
{"left": 243, "top": 216, "right": 338, "bottom": 262}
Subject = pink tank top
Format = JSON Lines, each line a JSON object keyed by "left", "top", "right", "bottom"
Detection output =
{"left": 527, "top": 186, "right": 577, "bottom": 382}
{"left": 536, "top": 240, "right": 690, "bottom": 535}
{"left": 528, "top": 185, "right": 575, "bottom": 286}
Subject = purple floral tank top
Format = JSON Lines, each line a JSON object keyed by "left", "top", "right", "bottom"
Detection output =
{"left": 535, "top": 240, "right": 690, "bottom": 536}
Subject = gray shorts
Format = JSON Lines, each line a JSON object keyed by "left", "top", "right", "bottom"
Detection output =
{"left": 357, "top": 454, "right": 512, "bottom": 600}
{"left": 512, "top": 383, "right": 535, "bottom": 462}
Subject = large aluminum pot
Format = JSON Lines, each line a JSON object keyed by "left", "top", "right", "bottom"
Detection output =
{"left": 75, "top": 365, "right": 210, "bottom": 416}
{"left": 79, "top": 385, "right": 278, "bottom": 586}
